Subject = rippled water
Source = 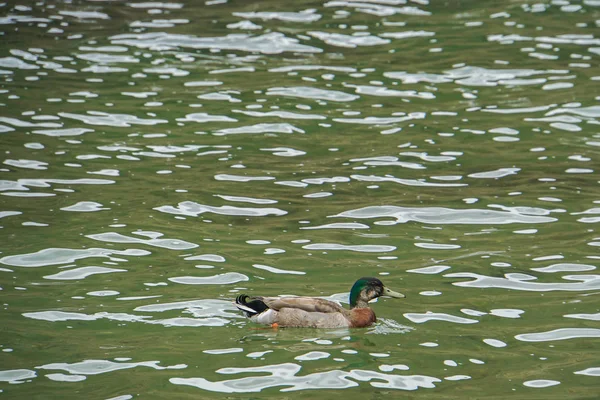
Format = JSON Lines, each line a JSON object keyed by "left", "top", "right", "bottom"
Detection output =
{"left": 1, "top": 0, "right": 600, "bottom": 398}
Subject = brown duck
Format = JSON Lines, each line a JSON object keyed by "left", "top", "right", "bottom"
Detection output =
{"left": 234, "top": 277, "right": 405, "bottom": 328}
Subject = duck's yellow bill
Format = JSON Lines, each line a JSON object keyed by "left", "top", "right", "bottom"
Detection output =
{"left": 383, "top": 286, "right": 405, "bottom": 298}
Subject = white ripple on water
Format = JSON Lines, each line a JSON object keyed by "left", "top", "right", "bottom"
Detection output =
{"left": 515, "top": 328, "right": 600, "bottom": 342}
{"left": 379, "top": 364, "right": 410, "bottom": 372}
{"left": 87, "top": 169, "right": 120, "bottom": 177}
{"left": 227, "top": 20, "right": 262, "bottom": 30}
{"left": 324, "top": 1, "right": 431, "bottom": 17}
{"left": 334, "top": 113, "right": 425, "bottom": 125}
{"left": 214, "top": 174, "right": 275, "bottom": 182}
{"left": 344, "top": 84, "right": 435, "bottom": 100}
{"left": 380, "top": 31, "right": 436, "bottom": 39}
{"left": 0, "top": 369, "right": 37, "bottom": 383}
{"left": 23, "top": 309, "right": 234, "bottom": 327}
{"left": 307, "top": 31, "right": 390, "bottom": 48}
{"left": 488, "top": 32, "right": 600, "bottom": 45}
{"left": 407, "top": 265, "right": 451, "bottom": 274}
{"left": 403, "top": 312, "right": 478, "bottom": 324}
{"left": 445, "top": 375, "right": 471, "bottom": 381}
{"left": 198, "top": 91, "right": 241, "bottom": 102}
{"left": 572, "top": 207, "right": 600, "bottom": 223}
{"left": 303, "top": 192, "right": 332, "bottom": 198}
{"left": 574, "top": 367, "right": 600, "bottom": 377}
{"left": 367, "top": 318, "right": 413, "bottom": 335}
{"left": 176, "top": 113, "right": 237, "bottom": 123}
{"left": 37, "top": 359, "right": 187, "bottom": 375}
{"left": 75, "top": 53, "right": 139, "bottom": 63}
{"left": 184, "top": 80, "right": 222, "bottom": 87}
{"left": 0, "top": 56, "right": 40, "bottom": 70}
{"left": 0, "top": 178, "right": 115, "bottom": 193}
{"left": 295, "top": 351, "right": 330, "bottom": 361}
{"left": 489, "top": 309, "right": 524, "bottom": 319}
{"left": 170, "top": 362, "right": 442, "bottom": 393}
{"left": 489, "top": 204, "right": 560, "bottom": 217}
{"left": 332, "top": 205, "right": 556, "bottom": 225}
{"left": 110, "top": 32, "right": 321, "bottom": 54}
{"left": 260, "top": 147, "right": 306, "bottom": 157}
{"left": 59, "top": 112, "right": 168, "bottom": 127}
{"left": 446, "top": 272, "right": 600, "bottom": 291}
{"left": 0, "top": 211, "right": 22, "bottom": 219}
{"left": 266, "top": 86, "right": 358, "bottom": 102}
{"left": 302, "top": 176, "right": 349, "bottom": 185}
{"left": 130, "top": 19, "right": 189, "bottom": 29}
{"left": 184, "top": 254, "right": 226, "bottom": 262}
{"left": 461, "top": 309, "right": 487, "bottom": 317}
{"left": 214, "top": 123, "right": 304, "bottom": 135}
{"left": 233, "top": 9, "right": 321, "bottom": 22}
{"left": 88, "top": 290, "right": 120, "bottom": 297}
{"left": 59, "top": 10, "right": 110, "bottom": 19}
{"left": 253, "top": 264, "right": 305, "bottom": 275}
{"left": 168, "top": 272, "right": 249, "bottom": 285}
{"left": 300, "top": 222, "right": 370, "bottom": 230}
{"left": 351, "top": 175, "right": 467, "bottom": 188}
{"left": 204, "top": 348, "right": 244, "bottom": 355}
{"left": 414, "top": 243, "right": 461, "bottom": 250}
{"left": 45, "top": 373, "right": 86, "bottom": 382}
{"left": 268, "top": 65, "right": 356, "bottom": 73}
{"left": 81, "top": 65, "right": 128, "bottom": 73}
{"left": 525, "top": 116, "right": 582, "bottom": 132}
{"left": 483, "top": 338, "right": 507, "bottom": 348}
{"left": 468, "top": 168, "right": 521, "bottom": 179}
{"left": 23, "top": 311, "right": 149, "bottom": 322}
{"left": 523, "top": 380, "right": 560, "bottom": 388}
{"left": 420, "top": 291, "right": 442, "bottom": 296}
{"left": 234, "top": 110, "right": 326, "bottom": 120}
{"left": 385, "top": 66, "right": 565, "bottom": 87}
{"left": 446, "top": 65, "right": 561, "bottom": 86}
{"left": 86, "top": 232, "right": 198, "bottom": 250}
{"left": 60, "top": 201, "right": 110, "bottom": 212}
{"left": 135, "top": 299, "right": 240, "bottom": 319}
{"left": 563, "top": 312, "right": 600, "bottom": 321}
{"left": 1, "top": 192, "right": 55, "bottom": 198}
{"left": 154, "top": 201, "right": 287, "bottom": 217}
{"left": 146, "top": 144, "right": 212, "bottom": 153}
{"left": 350, "top": 155, "right": 425, "bottom": 170}
{"left": 215, "top": 67, "right": 259, "bottom": 76}
{"left": 43, "top": 266, "right": 127, "bottom": 280}
{"left": 400, "top": 151, "right": 458, "bottom": 163}
{"left": 547, "top": 105, "right": 600, "bottom": 119}
{"left": 0, "top": 247, "right": 150, "bottom": 267}
{"left": 216, "top": 194, "right": 278, "bottom": 204}
{"left": 128, "top": 2, "right": 183, "bottom": 9}
{"left": 33, "top": 128, "right": 94, "bottom": 137}
{"left": 3, "top": 159, "right": 48, "bottom": 170}
{"left": 264, "top": 248, "right": 285, "bottom": 255}
{"left": 0, "top": 116, "right": 61, "bottom": 128}
{"left": 143, "top": 66, "right": 189, "bottom": 77}
{"left": 531, "top": 263, "right": 596, "bottom": 273}
{"left": 302, "top": 243, "right": 396, "bottom": 253}
{"left": 275, "top": 180, "right": 308, "bottom": 188}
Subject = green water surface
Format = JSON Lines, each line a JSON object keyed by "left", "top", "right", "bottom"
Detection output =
{"left": 1, "top": 0, "right": 600, "bottom": 398}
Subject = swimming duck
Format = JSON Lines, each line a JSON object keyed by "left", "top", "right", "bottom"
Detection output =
{"left": 234, "top": 277, "right": 404, "bottom": 328}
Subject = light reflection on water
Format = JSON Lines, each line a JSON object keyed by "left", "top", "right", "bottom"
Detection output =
{"left": 1, "top": 0, "right": 600, "bottom": 397}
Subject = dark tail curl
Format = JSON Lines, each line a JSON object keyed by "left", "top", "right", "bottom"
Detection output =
{"left": 235, "top": 294, "right": 269, "bottom": 317}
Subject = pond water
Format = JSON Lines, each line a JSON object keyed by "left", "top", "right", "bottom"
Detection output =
{"left": 1, "top": 0, "right": 600, "bottom": 398}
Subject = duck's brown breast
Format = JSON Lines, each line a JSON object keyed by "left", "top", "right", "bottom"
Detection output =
{"left": 349, "top": 308, "right": 376, "bottom": 328}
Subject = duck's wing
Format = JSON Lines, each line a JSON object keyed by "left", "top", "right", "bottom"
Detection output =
{"left": 261, "top": 297, "right": 346, "bottom": 314}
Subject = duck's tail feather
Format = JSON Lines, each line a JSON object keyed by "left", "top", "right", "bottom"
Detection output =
{"left": 235, "top": 294, "right": 269, "bottom": 317}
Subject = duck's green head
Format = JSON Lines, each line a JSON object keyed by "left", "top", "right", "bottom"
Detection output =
{"left": 349, "top": 277, "right": 405, "bottom": 308}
